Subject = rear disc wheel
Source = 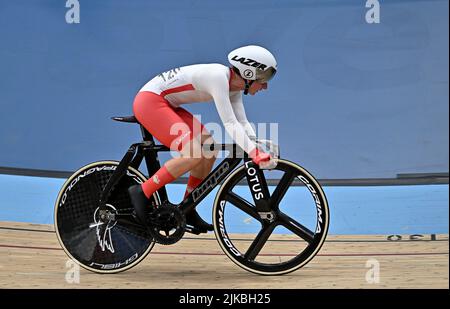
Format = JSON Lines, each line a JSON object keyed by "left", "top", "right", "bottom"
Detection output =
{"left": 54, "top": 161, "right": 158, "bottom": 273}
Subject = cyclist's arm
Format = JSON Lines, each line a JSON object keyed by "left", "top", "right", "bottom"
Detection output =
{"left": 229, "top": 91, "right": 257, "bottom": 140}
{"left": 197, "top": 72, "right": 257, "bottom": 155}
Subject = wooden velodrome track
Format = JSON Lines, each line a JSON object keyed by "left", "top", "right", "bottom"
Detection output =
{"left": 0, "top": 221, "right": 447, "bottom": 289}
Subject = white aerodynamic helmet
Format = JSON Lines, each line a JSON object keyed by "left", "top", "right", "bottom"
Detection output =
{"left": 228, "top": 45, "right": 277, "bottom": 83}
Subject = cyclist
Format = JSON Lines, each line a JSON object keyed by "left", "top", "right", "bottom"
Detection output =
{"left": 128, "top": 45, "right": 277, "bottom": 233}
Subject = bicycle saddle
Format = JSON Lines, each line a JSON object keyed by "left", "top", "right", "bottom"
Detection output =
{"left": 111, "top": 116, "right": 138, "bottom": 123}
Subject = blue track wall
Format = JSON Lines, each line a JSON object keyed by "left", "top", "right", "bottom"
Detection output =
{"left": 0, "top": 174, "right": 448, "bottom": 234}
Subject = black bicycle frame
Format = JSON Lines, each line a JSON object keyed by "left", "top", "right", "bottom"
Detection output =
{"left": 99, "top": 122, "right": 268, "bottom": 213}
{"left": 98, "top": 122, "right": 271, "bottom": 216}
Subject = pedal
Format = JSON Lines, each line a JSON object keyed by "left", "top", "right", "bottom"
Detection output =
{"left": 185, "top": 225, "right": 207, "bottom": 235}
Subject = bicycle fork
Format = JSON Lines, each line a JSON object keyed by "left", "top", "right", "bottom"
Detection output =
{"left": 244, "top": 160, "right": 277, "bottom": 222}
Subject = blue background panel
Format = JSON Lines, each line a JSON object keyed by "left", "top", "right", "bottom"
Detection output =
{"left": 0, "top": 0, "right": 448, "bottom": 178}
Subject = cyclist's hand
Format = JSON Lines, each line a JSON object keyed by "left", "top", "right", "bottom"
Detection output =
{"left": 250, "top": 148, "right": 271, "bottom": 165}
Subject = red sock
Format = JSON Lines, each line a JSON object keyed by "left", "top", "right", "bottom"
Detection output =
{"left": 184, "top": 175, "right": 203, "bottom": 199}
{"left": 141, "top": 165, "right": 175, "bottom": 199}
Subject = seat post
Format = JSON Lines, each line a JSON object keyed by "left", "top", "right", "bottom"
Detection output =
{"left": 140, "top": 125, "right": 155, "bottom": 143}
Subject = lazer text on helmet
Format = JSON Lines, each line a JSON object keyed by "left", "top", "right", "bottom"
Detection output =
{"left": 231, "top": 56, "right": 267, "bottom": 70}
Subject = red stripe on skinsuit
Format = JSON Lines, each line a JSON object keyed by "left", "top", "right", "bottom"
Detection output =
{"left": 160, "top": 84, "right": 195, "bottom": 97}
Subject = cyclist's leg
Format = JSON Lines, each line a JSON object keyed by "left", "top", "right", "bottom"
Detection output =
{"left": 132, "top": 92, "right": 204, "bottom": 200}
{"left": 174, "top": 107, "right": 218, "bottom": 231}
{"left": 174, "top": 107, "right": 218, "bottom": 198}
{"left": 132, "top": 92, "right": 214, "bottom": 232}
{"left": 186, "top": 131, "right": 217, "bottom": 185}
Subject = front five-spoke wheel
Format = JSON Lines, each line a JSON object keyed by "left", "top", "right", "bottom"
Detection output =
{"left": 213, "top": 159, "right": 329, "bottom": 275}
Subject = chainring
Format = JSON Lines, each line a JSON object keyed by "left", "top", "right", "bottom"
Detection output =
{"left": 147, "top": 204, "right": 186, "bottom": 245}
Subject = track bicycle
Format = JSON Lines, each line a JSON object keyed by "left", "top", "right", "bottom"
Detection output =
{"left": 54, "top": 115, "right": 330, "bottom": 275}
